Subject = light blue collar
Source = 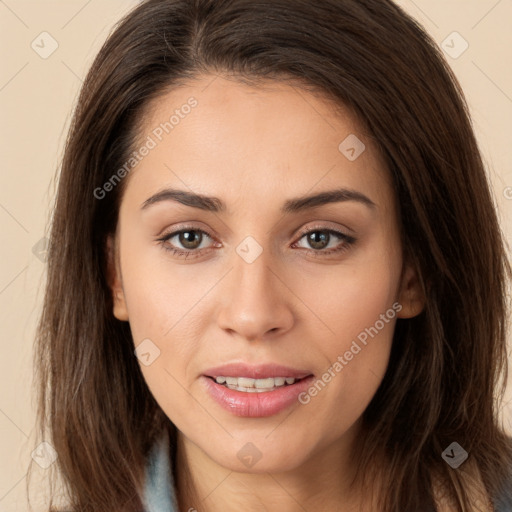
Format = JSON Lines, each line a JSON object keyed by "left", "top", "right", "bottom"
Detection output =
{"left": 143, "top": 431, "right": 179, "bottom": 512}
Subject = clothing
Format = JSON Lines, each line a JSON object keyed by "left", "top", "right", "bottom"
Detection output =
{"left": 494, "top": 474, "right": 512, "bottom": 511}
{"left": 142, "top": 431, "right": 512, "bottom": 511}
{"left": 143, "top": 432, "right": 179, "bottom": 511}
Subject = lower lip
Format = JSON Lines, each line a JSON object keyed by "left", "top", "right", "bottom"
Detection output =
{"left": 201, "top": 375, "right": 315, "bottom": 418}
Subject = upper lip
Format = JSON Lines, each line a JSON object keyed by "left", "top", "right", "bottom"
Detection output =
{"left": 203, "top": 362, "right": 313, "bottom": 380}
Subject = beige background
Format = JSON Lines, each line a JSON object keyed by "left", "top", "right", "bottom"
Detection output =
{"left": 0, "top": 0, "right": 511, "bottom": 510}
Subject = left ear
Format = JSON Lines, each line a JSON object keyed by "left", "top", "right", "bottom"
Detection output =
{"left": 396, "top": 263, "right": 426, "bottom": 318}
{"left": 105, "top": 234, "right": 129, "bottom": 321}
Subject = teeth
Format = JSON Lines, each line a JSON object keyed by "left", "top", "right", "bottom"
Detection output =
{"left": 214, "top": 376, "right": 297, "bottom": 391}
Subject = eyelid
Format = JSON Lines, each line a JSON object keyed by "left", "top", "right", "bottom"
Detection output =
{"left": 294, "top": 221, "right": 354, "bottom": 239}
{"left": 157, "top": 224, "right": 218, "bottom": 246}
{"left": 156, "top": 221, "right": 215, "bottom": 238}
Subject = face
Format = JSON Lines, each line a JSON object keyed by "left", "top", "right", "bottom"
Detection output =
{"left": 108, "top": 75, "right": 424, "bottom": 474}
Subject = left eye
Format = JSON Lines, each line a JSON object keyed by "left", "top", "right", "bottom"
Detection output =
{"left": 294, "top": 229, "right": 355, "bottom": 252}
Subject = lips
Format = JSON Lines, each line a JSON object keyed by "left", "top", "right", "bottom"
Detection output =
{"left": 201, "top": 362, "right": 315, "bottom": 417}
{"left": 203, "top": 362, "right": 313, "bottom": 380}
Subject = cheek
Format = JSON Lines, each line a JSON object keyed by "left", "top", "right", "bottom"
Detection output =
{"left": 122, "top": 266, "right": 210, "bottom": 396}
{"left": 293, "top": 236, "right": 401, "bottom": 352}
{"left": 117, "top": 234, "right": 212, "bottom": 411}
{"left": 119, "top": 228, "right": 211, "bottom": 345}
{"left": 292, "top": 240, "right": 401, "bottom": 420}
{"left": 121, "top": 253, "right": 210, "bottom": 430}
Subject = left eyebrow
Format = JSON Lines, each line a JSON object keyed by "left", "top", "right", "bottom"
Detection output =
{"left": 281, "top": 188, "right": 376, "bottom": 213}
{"left": 140, "top": 187, "right": 377, "bottom": 213}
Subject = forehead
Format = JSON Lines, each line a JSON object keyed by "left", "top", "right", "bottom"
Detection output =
{"left": 140, "top": 74, "right": 362, "bottom": 152}
{"left": 125, "top": 74, "right": 394, "bottom": 215}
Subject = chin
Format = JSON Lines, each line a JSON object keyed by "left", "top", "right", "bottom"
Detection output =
{"left": 207, "top": 442, "right": 307, "bottom": 474}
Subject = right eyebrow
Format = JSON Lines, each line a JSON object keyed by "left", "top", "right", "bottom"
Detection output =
{"left": 141, "top": 188, "right": 225, "bottom": 212}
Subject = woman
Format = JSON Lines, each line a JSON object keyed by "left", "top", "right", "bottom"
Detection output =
{"left": 33, "top": 0, "right": 512, "bottom": 510}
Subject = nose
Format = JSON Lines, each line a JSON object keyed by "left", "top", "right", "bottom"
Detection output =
{"left": 216, "top": 244, "right": 294, "bottom": 341}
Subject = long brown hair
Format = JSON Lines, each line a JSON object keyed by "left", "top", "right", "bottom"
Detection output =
{"left": 33, "top": 0, "right": 512, "bottom": 510}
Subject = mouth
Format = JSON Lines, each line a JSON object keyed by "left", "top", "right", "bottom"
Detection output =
{"left": 201, "top": 363, "right": 315, "bottom": 416}
{"left": 201, "top": 372, "right": 316, "bottom": 417}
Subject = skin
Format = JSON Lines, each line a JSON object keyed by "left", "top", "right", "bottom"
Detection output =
{"left": 108, "top": 74, "right": 425, "bottom": 512}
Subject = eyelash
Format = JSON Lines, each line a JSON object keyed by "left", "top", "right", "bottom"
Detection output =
{"left": 156, "top": 224, "right": 356, "bottom": 260}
